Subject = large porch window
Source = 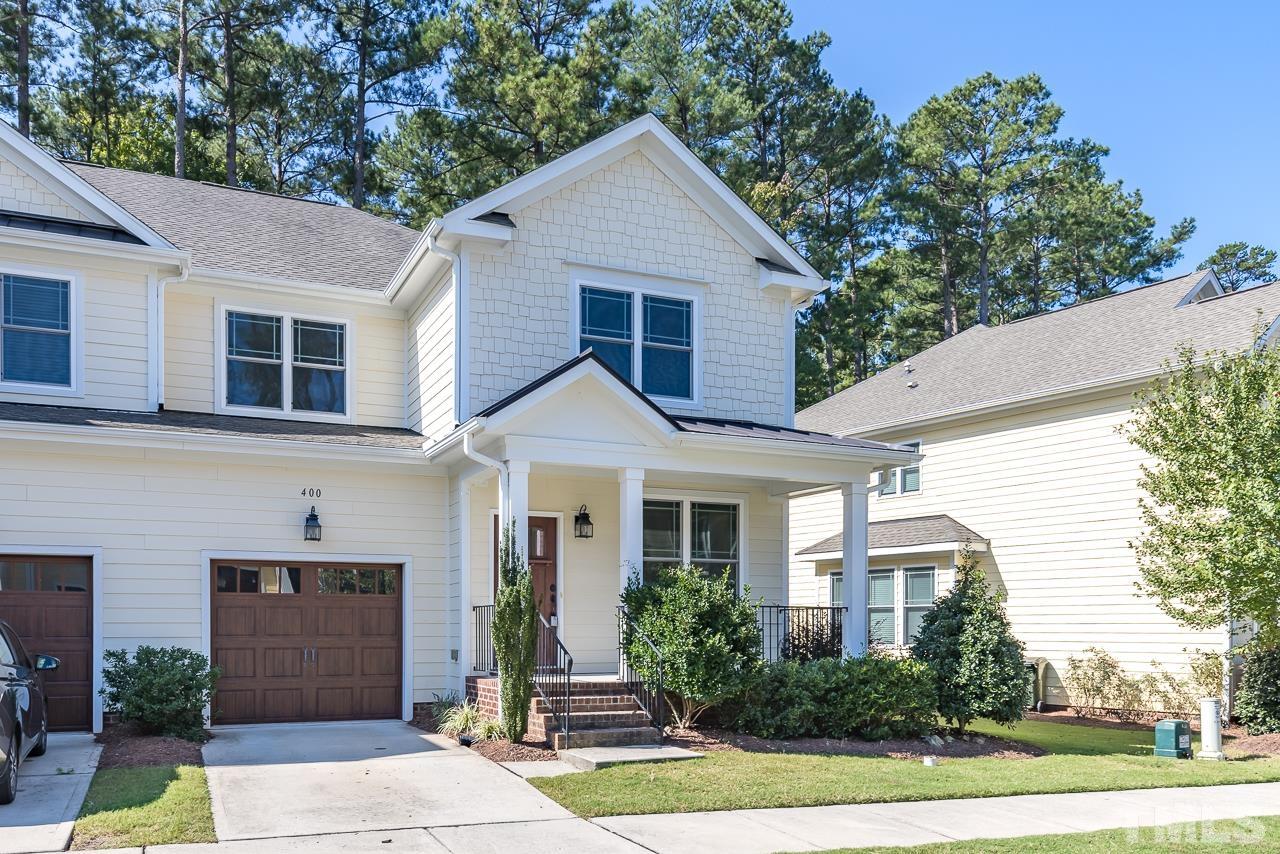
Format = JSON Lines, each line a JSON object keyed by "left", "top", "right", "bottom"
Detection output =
{"left": 641, "top": 497, "right": 741, "bottom": 589}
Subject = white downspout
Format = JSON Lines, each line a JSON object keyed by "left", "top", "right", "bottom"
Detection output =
{"left": 154, "top": 259, "right": 190, "bottom": 410}
{"left": 461, "top": 426, "right": 506, "bottom": 714}
{"left": 428, "top": 230, "right": 464, "bottom": 425}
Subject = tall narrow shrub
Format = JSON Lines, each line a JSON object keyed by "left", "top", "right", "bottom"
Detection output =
{"left": 911, "top": 550, "right": 1028, "bottom": 732}
{"left": 492, "top": 520, "right": 538, "bottom": 741}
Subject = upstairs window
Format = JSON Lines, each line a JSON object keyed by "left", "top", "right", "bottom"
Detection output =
{"left": 1, "top": 273, "right": 73, "bottom": 389}
{"left": 578, "top": 281, "right": 698, "bottom": 403}
{"left": 222, "top": 308, "right": 348, "bottom": 419}
{"left": 879, "top": 440, "right": 922, "bottom": 496}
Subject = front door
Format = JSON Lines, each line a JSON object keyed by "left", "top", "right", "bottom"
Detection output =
{"left": 493, "top": 516, "right": 558, "bottom": 625}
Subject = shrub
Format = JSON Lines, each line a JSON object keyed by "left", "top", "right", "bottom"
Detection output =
{"left": 621, "top": 564, "right": 762, "bottom": 729}
{"left": 780, "top": 620, "right": 842, "bottom": 663}
{"left": 492, "top": 520, "right": 538, "bottom": 742}
{"left": 729, "top": 653, "right": 936, "bottom": 741}
{"left": 100, "top": 646, "right": 219, "bottom": 740}
{"left": 1066, "top": 647, "right": 1225, "bottom": 719}
{"left": 1237, "top": 644, "right": 1280, "bottom": 735}
{"left": 1065, "top": 647, "right": 1141, "bottom": 717}
{"left": 437, "top": 699, "right": 502, "bottom": 741}
{"left": 911, "top": 550, "right": 1028, "bottom": 732}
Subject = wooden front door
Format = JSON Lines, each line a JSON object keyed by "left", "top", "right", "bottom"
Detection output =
{"left": 211, "top": 561, "right": 401, "bottom": 725}
{"left": 493, "top": 516, "right": 558, "bottom": 624}
{"left": 0, "top": 556, "right": 93, "bottom": 731}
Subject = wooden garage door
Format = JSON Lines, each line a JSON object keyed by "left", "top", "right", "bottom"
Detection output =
{"left": 211, "top": 562, "right": 402, "bottom": 725}
{"left": 0, "top": 556, "right": 93, "bottom": 731}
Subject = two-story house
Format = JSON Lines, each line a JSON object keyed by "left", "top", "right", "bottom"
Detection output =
{"left": 788, "top": 269, "right": 1280, "bottom": 710}
{"left": 0, "top": 115, "right": 913, "bottom": 736}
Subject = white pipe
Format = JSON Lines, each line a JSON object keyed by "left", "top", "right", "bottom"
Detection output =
{"left": 462, "top": 428, "right": 507, "bottom": 525}
{"left": 154, "top": 259, "right": 190, "bottom": 409}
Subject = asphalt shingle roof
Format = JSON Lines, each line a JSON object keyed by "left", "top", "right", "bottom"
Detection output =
{"left": 0, "top": 403, "right": 425, "bottom": 449}
{"left": 797, "top": 271, "right": 1280, "bottom": 436}
{"left": 797, "top": 514, "right": 987, "bottom": 556}
{"left": 63, "top": 162, "right": 420, "bottom": 291}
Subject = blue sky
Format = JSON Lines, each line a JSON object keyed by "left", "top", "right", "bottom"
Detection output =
{"left": 787, "top": 0, "right": 1279, "bottom": 270}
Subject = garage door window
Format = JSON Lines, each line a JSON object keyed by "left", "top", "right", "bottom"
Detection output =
{"left": 215, "top": 565, "right": 301, "bottom": 594}
{"left": 0, "top": 558, "right": 88, "bottom": 592}
{"left": 317, "top": 567, "right": 397, "bottom": 595}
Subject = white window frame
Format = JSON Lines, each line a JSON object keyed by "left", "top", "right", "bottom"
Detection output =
{"left": 877, "top": 438, "right": 922, "bottom": 498}
{"left": 570, "top": 272, "right": 704, "bottom": 409}
{"left": 641, "top": 489, "right": 747, "bottom": 592}
{"left": 828, "top": 570, "right": 843, "bottom": 607}
{"left": 214, "top": 301, "right": 356, "bottom": 424}
{"left": 867, "top": 562, "right": 937, "bottom": 647}
{"left": 0, "top": 264, "right": 83, "bottom": 398}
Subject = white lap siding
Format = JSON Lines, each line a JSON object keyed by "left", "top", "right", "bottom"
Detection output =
{"left": 0, "top": 438, "right": 451, "bottom": 711}
{"left": 788, "top": 390, "right": 1226, "bottom": 707}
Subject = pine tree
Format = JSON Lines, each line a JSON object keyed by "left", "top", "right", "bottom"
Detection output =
{"left": 0, "top": 0, "right": 65, "bottom": 136}
{"left": 1199, "top": 241, "right": 1278, "bottom": 292}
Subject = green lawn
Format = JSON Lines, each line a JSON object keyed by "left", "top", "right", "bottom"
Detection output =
{"left": 531, "top": 719, "right": 1280, "bottom": 818}
{"left": 72, "top": 765, "right": 216, "bottom": 849}
{"left": 830, "top": 815, "right": 1280, "bottom": 853}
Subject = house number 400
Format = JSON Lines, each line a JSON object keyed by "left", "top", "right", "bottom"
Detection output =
{"left": 300, "top": 488, "right": 322, "bottom": 498}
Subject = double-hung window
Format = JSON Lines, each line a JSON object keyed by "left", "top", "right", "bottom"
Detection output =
{"left": 1, "top": 273, "right": 73, "bottom": 390}
{"left": 866, "top": 565, "right": 937, "bottom": 646}
{"left": 641, "top": 497, "right": 741, "bottom": 589}
{"left": 579, "top": 282, "right": 696, "bottom": 402}
{"left": 878, "top": 440, "right": 921, "bottom": 496}
{"left": 903, "top": 566, "right": 936, "bottom": 642}
{"left": 829, "top": 571, "right": 844, "bottom": 607}
{"left": 867, "top": 569, "right": 896, "bottom": 645}
{"left": 223, "top": 308, "right": 348, "bottom": 418}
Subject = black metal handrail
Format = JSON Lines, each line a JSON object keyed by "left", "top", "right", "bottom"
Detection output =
{"left": 757, "top": 605, "right": 846, "bottom": 663}
{"left": 472, "top": 604, "right": 495, "bottom": 673}
{"left": 617, "top": 605, "right": 665, "bottom": 736}
{"left": 533, "top": 613, "right": 573, "bottom": 747}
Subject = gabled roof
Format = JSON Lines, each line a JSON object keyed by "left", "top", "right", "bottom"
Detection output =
{"left": 64, "top": 162, "right": 420, "bottom": 291}
{"left": 442, "top": 115, "right": 822, "bottom": 282}
{"left": 798, "top": 514, "right": 987, "bottom": 557}
{"left": 0, "top": 209, "right": 145, "bottom": 245}
{"left": 797, "top": 270, "right": 1280, "bottom": 436}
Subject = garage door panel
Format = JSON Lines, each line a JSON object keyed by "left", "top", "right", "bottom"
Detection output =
{"left": 316, "top": 687, "right": 353, "bottom": 718}
{"left": 44, "top": 649, "right": 91, "bottom": 683}
{"left": 3, "top": 606, "right": 38, "bottom": 637}
{"left": 262, "top": 688, "right": 304, "bottom": 720}
{"left": 264, "top": 608, "right": 304, "bottom": 636}
{"left": 215, "top": 647, "right": 255, "bottom": 679}
{"left": 264, "top": 647, "right": 304, "bottom": 678}
{"left": 360, "top": 609, "right": 397, "bottom": 636}
{"left": 318, "top": 607, "right": 354, "bottom": 636}
{"left": 43, "top": 605, "right": 90, "bottom": 639}
{"left": 361, "top": 648, "right": 397, "bottom": 677}
{"left": 215, "top": 606, "right": 255, "bottom": 636}
{"left": 215, "top": 690, "right": 255, "bottom": 724}
{"left": 361, "top": 686, "right": 398, "bottom": 717}
{"left": 316, "top": 647, "right": 352, "bottom": 677}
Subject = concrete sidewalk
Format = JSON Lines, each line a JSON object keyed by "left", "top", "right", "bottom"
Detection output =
{"left": 0, "top": 733, "right": 100, "bottom": 854}
{"left": 592, "top": 781, "right": 1280, "bottom": 853}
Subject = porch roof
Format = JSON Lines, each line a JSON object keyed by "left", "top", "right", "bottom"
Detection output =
{"left": 798, "top": 514, "right": 987, "bottom": 559}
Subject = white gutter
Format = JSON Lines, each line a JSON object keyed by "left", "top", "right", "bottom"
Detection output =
{"left": 154, "top": 258, "right": 190, "bottom": 409}
{"left": 461, "top": 426, "right": 507, "bottom": 528}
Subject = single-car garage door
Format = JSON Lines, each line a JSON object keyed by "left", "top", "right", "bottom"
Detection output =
{"left": 0, "top": 555, "right": 93, "bottom": 731}
{"left": 211, "top": 561, "right": 402, "bottom": 725}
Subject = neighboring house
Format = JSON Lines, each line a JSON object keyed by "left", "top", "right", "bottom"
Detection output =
{"left": 789, "top": 269, "right": 1280, "bottom": 709}
{"left": 0, "top": 115, "right": 913, "bottom": 736}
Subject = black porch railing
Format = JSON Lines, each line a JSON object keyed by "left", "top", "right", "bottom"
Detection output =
{"left": 534, "top": 613, "right": 573, "bottom": 746}
{"left": 472, "top": 604, "right": 495, "bottom": 673}
{"left": 617, "top": 605, "right": 665, "bottom": 735}
{"left": 757, "top": 605, "right": 846, "bottom": 663}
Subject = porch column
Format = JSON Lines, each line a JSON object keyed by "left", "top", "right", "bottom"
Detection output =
{"left": 503, "top": 460, "right": 530, "bottom": 567}
{"left": 619, "top": 467, "right": 645, "bottom": 592}
{"left": 841, "top": 481, "right": 869, "bottom": 657}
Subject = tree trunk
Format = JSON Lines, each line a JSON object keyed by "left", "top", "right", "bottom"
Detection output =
{"left": 352, "top": 18, "right": 368, "bottom": 209}
{"left": 222, "top": 12, "right": 237, "bottom": 186}
{"left": 16, "top": 0, "right": 31, "bottom": 137}
{"left": 977, "top": 214, "right": 991, "bottom": 325}
{"left": 174, "top": 0, "right": 188, "bottom": 178}
{"left": 939, "top": 236, "right": 958, "bottom": 339}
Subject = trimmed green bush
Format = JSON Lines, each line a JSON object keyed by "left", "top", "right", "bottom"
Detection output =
{"left": 911, "top": 550, "right": 1028, "bottom": 732}
{"left": 493, "top": 520, "right": 538, "bottom": 742}
{"left": 100, "top": 646, "right": 219, "bottom": 740}
{"left": 621, "top": 564, "right": 762, "bottom": 729}
{"left": 729, "top": 652, "right": 937, "bottom": 741}
{"left": 1237, "top": 644, "right": 1280, "bottom": 735}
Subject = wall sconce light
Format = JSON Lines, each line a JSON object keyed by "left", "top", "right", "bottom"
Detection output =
{"left": 573, "top": 504, "right": 593, "bottom": 539}
{"left": 304, "top": 506, "right": 322, "bottom": 542}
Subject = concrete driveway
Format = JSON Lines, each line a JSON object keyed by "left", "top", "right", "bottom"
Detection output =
{"left": 0, "top": 732, "right": 100, "bottom": 854}
{"left": 201, "top": 721, "right": 639, "bottom": 851}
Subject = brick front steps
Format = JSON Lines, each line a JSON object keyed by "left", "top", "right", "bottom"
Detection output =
{"left": 466, "top": 675, "right": 660, "bottom": 749}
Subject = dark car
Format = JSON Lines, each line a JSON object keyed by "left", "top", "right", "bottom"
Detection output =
{"left": 0, "top": 619, "right": 59, "bottom": 805}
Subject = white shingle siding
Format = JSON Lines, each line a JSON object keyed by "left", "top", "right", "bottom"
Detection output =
{"left": 789, "top": 389, "right": 1227, "bottom": 706}
{"left": 0, "top": 154, "right": 90, "bottom": 221}
{"left": 464, "top": 151, "right": 792, "bottom": 425}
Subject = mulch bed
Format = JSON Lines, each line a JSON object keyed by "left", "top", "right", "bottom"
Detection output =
{"left": 1226, "top": 732, "right": 1280, "bottom": 759}
{"left": 95, "top": 723, "right": 208, "bottom": 769}
{"left": 465, "top": 738, "right": 560, "bottom": 762}
{"left": 1025, "top": 709, "right": 1157, "bottom": 731}
{"left": 665, "top": 726, "right": 1044, "bottom": 761}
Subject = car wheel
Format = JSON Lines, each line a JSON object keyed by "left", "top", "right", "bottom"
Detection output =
{"left": 0, "top": 734, "right": 17, "bottom": 805}
{"left": 29, "top": 723, "right": 47, "bottom": 758}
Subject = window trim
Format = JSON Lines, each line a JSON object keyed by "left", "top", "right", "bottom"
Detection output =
{"left": 570, "top": 273, "right": 704, "bottom": 409}
{"left": 877, "top": 438, "right": 922, "bottom": 498}
{"left": 866, "top": 562, "right": 937, "bottom": 647}
{"left": 828, "top": 570, "right": 843, "bottom": 607}
{"left": 0, "top": 264, "right": 83, "bottom": 398}
{"left": 214, "top": 301, "right": 356, "bottom": 424}
{"left": 642, "top": 489, "right": 747, "bottom": 592}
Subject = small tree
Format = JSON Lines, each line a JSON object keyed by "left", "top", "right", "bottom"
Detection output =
{"left": 621, "top": 564, "right": 761, "bottom": 729}
{"left": 1128, "top": 341, "right": 1280, "bottom": 646}
{"left": 912, "top": 550, "right": 1028, "bottom": 732}
{"left": 491, "top": 520, "right": 538, "bottom": 742}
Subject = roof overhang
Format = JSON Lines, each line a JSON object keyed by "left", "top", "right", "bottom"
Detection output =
{"left": 803, "top": 540, "right": 990, "bottom": 562}
{"left": 0, "top": 120, "right": 176, "bottom": 251}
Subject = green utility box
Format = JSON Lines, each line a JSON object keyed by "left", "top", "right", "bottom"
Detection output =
{"left": 1154, "top": 719, "right": 1192, "bottom": 759}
